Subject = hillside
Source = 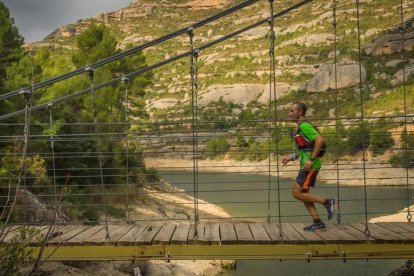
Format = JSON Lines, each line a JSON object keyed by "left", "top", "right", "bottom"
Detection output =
{"left": 29, "top": 0, "right": 414, "bottom": 124}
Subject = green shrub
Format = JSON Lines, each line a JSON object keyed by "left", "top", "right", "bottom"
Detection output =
{"left": 370, "top": 130, "right": 394, "bottom": 154}
{"left": 204, "top": 138, "right": 229, "bottom": 159}
{"left": 0, "top": 225, "right": 42, "bottom": 275}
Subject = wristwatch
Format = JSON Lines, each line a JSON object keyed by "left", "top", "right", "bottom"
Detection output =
{"left": 309, "top": 156, "right": 315, "bottom": 162}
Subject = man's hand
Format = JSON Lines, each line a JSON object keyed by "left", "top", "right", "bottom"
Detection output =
{"left": 304, "top": 159, "right": 313, "bottom": 170}
{"left": 282, "top": 156, "right": 291, "bottom": 165}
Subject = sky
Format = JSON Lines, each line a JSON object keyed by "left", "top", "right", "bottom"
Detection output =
{"left": 2, "top": 0, "right": 133, "bottom": 43}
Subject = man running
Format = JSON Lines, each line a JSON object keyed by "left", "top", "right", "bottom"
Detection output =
{"left": 282, "top": 101, "right": 335, "bottom": 231}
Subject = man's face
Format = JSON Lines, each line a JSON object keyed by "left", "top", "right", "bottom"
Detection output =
{"left": 289, "top": 104, "right": 302, "bottom": 120}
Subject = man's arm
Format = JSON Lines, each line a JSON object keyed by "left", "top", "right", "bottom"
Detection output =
{"left": 311, "top": 134, "right": 325, "bottom": 159}
{"left": 304, "top": 134, "right": 324, "bottom": 170}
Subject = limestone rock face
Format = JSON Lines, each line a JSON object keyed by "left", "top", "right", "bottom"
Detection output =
{"left": 197, "top": 83, "right": 294, "bottom": 106}
{"left": 148, "top": 98, "right": 180, "bottom": 109}
{"left": 391, "top": 65, "right": 414, "bottom": 85}
{"left": 44, "top": 25, "right": 77, "bottom": 40}
{"left": 186, "top": 0, "right": 231, "bottom": 10}
{"left": 198, "top": 84, "right": 263, "bottom": 106}
{"left": 279, "top": 34, "right": 335, "bottom": 48}
{"left": 307, "top": 62, "right": 366, "bottom": 92}
{"left": 365, "top": 31, "right": 414, "bottom": 55}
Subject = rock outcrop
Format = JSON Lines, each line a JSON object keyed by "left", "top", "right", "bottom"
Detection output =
{"left": 307, "top": 62, "right": 366, "bottom": 92}
{"left": 279, "top": 33, "right": 335, "bottom": 48}
{"left": 186, "top": 0, "right": 231, "bottom": 10}
{"left": 197, "top": 83, "right": 295, "bottom": 106}
{"left": 365, "top": 31, "right": 414, "bottom": 55}
{"left": 391, "top": 65, "right": 414, "bottom": 85}
{"left": 44, "top": 25, "right": 77, "bottom": 40}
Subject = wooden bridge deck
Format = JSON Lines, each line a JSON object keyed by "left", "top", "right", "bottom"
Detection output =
{"left": 2, "top": 222, "right": 414, "bottom": 260}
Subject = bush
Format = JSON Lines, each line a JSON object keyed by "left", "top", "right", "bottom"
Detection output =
{"left": 370, "top": 130, "right": 394, "bottom": 154}
{"left": 0, "top": 225, "right": 42, "bottom": 275}
{"left": 390, "top": 130, "right": 414, "bottom": 168}
{"left": 204, "top": 138, "right": 229, "bottom": 159}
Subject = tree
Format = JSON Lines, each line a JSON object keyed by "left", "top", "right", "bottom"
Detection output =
{"left": 0, "top": 2, "right": 25, "bottom": 92}
{"left": 72, "top": 23, "right": 117, "bottom": 67}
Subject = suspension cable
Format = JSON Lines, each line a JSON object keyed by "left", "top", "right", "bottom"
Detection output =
{"left": 0, "top": 0, "right": 262, "bottom": 102}
{"left": 48, "top": 103, "right": 58, "bottom": 206}
{"left": 87, "top": 67, "right": 110, "bottom": 239}
{"left": 267, "top": 0, "right": 283, "bottom": 240}
{"left": 356, "top": 0, "right": 370, "bottom": 239}
{"left": 0, "top": 0, "right": 313, "bottom": 122}
{"left": 399, "top": 0, "right": 412, "bottom": 223}
{"left": 122, "top": 76, "right": 130, "bottom": 220}
{"left": 188, "top": 28, "right": 200, "bottom": 237}
{"left": 332, "top": 0, "right": 341, "bottom": 224}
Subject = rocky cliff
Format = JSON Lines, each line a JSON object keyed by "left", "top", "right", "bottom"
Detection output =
{"left": 34, "top": 0, "right": 414, "bottom": 120}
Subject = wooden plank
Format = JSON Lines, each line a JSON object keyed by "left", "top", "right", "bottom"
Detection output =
{"left": 312, "top": 224, "right": 342, "bottom": 243}
{"left": 204, "top": 223, "right": 220, "bottom": 245}
{"left": 48, "top": 226, "right": 91, "bottom": 245}
{"left": 379, "top": 223, "right": 414, "bottom": 240}
{"left": 326, "top": 224, "right": 358, "bottom": 243}
{"left": 188, "top": 223, "right": 204, "bottom": 245}
{"left": 171, "top": 223, "right": 190, "bottom": 245}
{"left": 380, "top": 222, "right": 414, "bottom": 233}
{"left": 106, "top": 225, "right": 135, "bottom": 245}
{"left": 335, "top": 223, "right": 373, "bottom": 241}
{"left": 394, "top": 222, "right": 414, "bottom": 233}
{"left": 153, "top": 224, "right": 177, "bottom": 245}
{"left": 262, "top": 223, "right": 287, "bottom": 243}
{"left": 349, "top": 223, "right": 403, "bottom": 242}
{"left": 84, "top": 225, "right": 121, "bottom": 245}
{"left": 248, "top": 223, "right": 271, "bottom": 244}
{"left": 290, "top": 223, "right": 324, "bottom": 244}
{"left": 65, "top": 225, "right": 104, "bottom": 245}
{"left": 234, "top": 223, "right": 254, "bottom": 244}
{"left": 117, "top": 225, "right": 147, "bottom": 246}
{"left": 0, "top": 225, "right": 21, "bottom": 240}
{"left": 3, "top": 226, "right": 47, "bottom": 243}
{"left": 135, "top": 224, "right": 162, "bottom": 245}
{"left": 220, "top": 223, "right": 237, "bottom": 245}
{"left": 368, "top": 223, "right": 411, "bottom": 242}
{"left": 40, "top": 225, "right": 79, "bottom": 245}
{"left": 279, "top": 223, "right": 305, "bottom": 243}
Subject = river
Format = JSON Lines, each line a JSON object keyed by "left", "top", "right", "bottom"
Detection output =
{"left": 159, "top": 170, "right": 409, "bottom": 275}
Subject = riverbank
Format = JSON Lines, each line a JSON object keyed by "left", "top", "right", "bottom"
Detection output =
{"left": 145, "top": 156, "right": 414, "bottom": 223}
{"left": 128, "top": 179, "right": 231, "bottom": 221}
{"left": 145, "top": 156, "right": 414, "bottom": 186}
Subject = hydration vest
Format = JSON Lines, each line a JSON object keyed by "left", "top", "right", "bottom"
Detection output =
{"left": 294, "top": 121, "right": 327, "bottom": 158}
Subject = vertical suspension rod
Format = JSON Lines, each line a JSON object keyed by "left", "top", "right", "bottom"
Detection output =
{"left": 48, "top": 103, "right": 58, "bottom": 206}
{"left": 332, "top": 0, "right": 341, "bottom": 224}
{"left": 355, "top": 0, "right": 370, "bottom": 239}
{"left": 267, "top": 0, "right": 283, "bottom": 239}
{"left": 87, "top": 67, "right": 110, "bottom": 239}
{"left": 122, "top": 76, "right": 131, "bottom": 220}
{"left": 188, "top": 27, "right": 200, "bottom": 237}
{"left": 399, "top": 0, "right": 412, "bottom": 222}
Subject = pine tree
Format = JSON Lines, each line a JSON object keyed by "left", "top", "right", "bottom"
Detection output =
{"left": 0, "top": 2, "right": 24, "bottom": 91}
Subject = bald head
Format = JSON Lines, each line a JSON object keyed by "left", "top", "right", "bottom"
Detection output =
{"left": 292, "top": 102, "right": 307, "bottom": 116}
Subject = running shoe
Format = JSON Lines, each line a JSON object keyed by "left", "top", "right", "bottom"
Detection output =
{"left": 303, "top": 222, "right": 326, "bottom": 231}
{"left": 325, "top": 198, "right": 336, "bottom": 220}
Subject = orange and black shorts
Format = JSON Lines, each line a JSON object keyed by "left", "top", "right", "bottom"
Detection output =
{"left": 296, "top": 169, "right": 319, "bottom": 190}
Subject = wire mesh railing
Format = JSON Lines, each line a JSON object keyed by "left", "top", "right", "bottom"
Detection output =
{"left": 0, "top": 0, "right": 413, "bottom": 242}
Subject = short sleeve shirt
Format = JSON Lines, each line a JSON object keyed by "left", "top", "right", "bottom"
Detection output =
{"left": 298, "top": 122, "right": 321, "bottom": 170}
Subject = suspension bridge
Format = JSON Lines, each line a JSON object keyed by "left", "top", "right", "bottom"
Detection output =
{"left": 1, "top": 0, "right": 414, "bottom": 262}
